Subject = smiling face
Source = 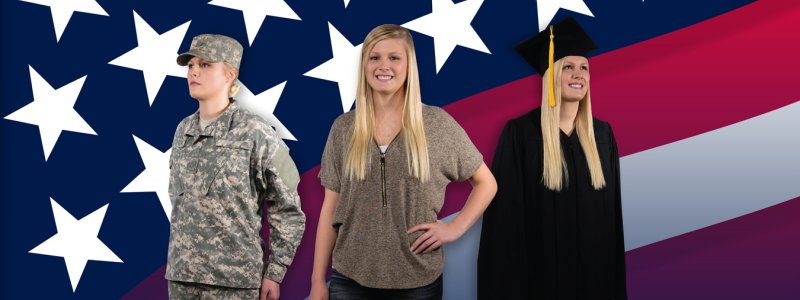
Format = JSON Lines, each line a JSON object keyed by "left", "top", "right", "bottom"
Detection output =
{"left": 559, "top": 55, "right": 590, "bottom": 103}
{"left": 365, "top": 37, "right": 408, "bottom": 97}
{"left": 186, "top": 56, "right": 234, "bottom": 101}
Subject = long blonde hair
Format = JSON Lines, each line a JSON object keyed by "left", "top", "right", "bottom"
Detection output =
{"left": 345, "top": 24, "right": 430, "bottom": 182}
{"left": 541, "top": 58, "right": 606, "bottom": 191}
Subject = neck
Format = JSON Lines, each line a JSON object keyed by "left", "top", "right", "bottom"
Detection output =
{"left": 559, "top": 100, "right": 580, "bottom": 135}
{"left": 372, "top": 89, "right": 405, "bottom": 120}
{"left": 198, "top": 94, "right": 230, "bottom": 121}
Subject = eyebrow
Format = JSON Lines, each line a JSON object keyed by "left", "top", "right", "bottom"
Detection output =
{"left": 370, "top": 52, "right": 404, "bottom": 55}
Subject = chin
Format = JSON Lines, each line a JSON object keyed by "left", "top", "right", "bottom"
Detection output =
{"left": 562, "top": 95, "right": 584, "bottom": 103}
{"left": 189, "top": 92, "right": 206, "bottom": 101}
{"left": 372, "top": 86, "right": 400, "bottom": 95}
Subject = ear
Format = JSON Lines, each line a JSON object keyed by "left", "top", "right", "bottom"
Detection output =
{"left": 226, "top": 68, "right": 237, "bottom": 83}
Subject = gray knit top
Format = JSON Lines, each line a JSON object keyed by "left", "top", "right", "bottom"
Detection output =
{"left": 319, "top": 104, "right": 483, "bottom": 289}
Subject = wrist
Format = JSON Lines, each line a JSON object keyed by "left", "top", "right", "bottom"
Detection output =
{"left": 448, "top": 218, "right": 469, "bottom": 235}
{"left": 311, "top": 272, "right": 327, "bottom": 284}
{"left": 263, "top": 278, "right": 279, "bottom": 284}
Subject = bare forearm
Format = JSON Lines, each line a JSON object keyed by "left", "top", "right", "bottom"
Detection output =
{"left": 311, "top": 189, "right": 339, "bottom": 284}
{"left": 450, "top": 163, "right": 497, "bottom": 233}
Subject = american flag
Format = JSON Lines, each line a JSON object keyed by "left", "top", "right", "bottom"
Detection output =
{"left": 2, "top": 0, "right": 799, "bottom": 299}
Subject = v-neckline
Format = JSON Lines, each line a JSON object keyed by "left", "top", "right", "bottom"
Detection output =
{"left": 373, "top": 129, "right": 402, "bottom": 154}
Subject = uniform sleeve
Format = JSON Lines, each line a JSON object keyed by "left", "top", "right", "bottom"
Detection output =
{"left": 318, "top": 119, "right": 342, "bottom": 192}
{"left": 477, "top": 121, "right": 529, "bottom": 299}
{"left": 609, "top": 124, "right": 629, "bottom": 299}
{"left": 256, "top": 126, "right": 306, "bottom": 283}
{"left": 439, "top": 109, "right": 483, "bottom": 182}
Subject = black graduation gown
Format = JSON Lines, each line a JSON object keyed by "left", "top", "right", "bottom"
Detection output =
{"left": 478, "top": 108, "right": 627, "bottom": 300}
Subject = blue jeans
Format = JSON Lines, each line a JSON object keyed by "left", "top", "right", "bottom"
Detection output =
{"left": 329, "top": 270, "right": 443, "bottom": 300}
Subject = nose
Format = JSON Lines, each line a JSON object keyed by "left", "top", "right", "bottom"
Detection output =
{"left": 188, "top": 66, "right": 199, "bottom": 77}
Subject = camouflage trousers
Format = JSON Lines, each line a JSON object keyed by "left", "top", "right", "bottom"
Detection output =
{"left": 168, "top": 280, "right": 259, "bottom": 300}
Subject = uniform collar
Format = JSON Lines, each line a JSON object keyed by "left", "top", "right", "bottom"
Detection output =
{"left": 184, "top": 101, "right": 239, "bottom": 138}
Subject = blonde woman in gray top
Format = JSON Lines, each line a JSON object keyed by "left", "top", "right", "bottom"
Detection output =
{"left": 310, "top": 24, "right": 497, "bottom": 300}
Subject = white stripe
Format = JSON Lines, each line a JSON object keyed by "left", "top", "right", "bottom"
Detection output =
{"left": 622, "top": 100, "right": 800, "bottom": 250}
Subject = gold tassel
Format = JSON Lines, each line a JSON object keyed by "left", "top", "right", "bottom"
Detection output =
{"left": 548, "top": 25, "right": 555, "bottom": 107}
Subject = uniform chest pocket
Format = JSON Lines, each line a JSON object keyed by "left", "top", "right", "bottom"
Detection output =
{"left": 203, "top": 139, "right": 254, "bottom": 196}
{"left": 171, "top": 136, "right": 193, "bottom": 166}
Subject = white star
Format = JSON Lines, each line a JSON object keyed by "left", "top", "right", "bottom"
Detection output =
{"left": 236, "top": 81, "right": 297, "bottom": 141}
{"left": 402, "top": 0, "right": 491, "bottom": 73}
{"left": 304, "top": 22, "right": 361, "bottom": 112}
{"left": 29, "top": 198, "right": 122, "bottom": 292}
{"left": 344, "top": 0, "right": 351, "bottom": 8}
{"left": 109, "top": 11, "right": 190, "bottom": 106}
{"left": 535, "top": 0, "right": 594, "bottom": 32}
{"left": 209, "top": 0, "right": 301, "bottom": 46}
{"left": 121, "top": 135, "right": 172, "bottom": 221}
{"left": 20, "top": 0, "right": 108, "bottom": 42}
{"left": 4, "top": 66, "right": 96, "bottom": 161}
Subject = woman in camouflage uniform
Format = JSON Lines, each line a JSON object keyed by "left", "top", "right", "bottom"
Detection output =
{"left": 166, "top": 34, "right": 306, "bottom": 300}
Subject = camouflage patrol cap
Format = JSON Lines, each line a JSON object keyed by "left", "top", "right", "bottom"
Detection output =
{"left": 177, "top": 34, "right": 243, "bottom": 69}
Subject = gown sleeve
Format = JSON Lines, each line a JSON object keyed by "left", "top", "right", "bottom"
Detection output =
{"left": 478, "top": 120, "right": 530, "bottom": 299}
{"left": 609, "top": 124, "right": 629, "bottom": 299}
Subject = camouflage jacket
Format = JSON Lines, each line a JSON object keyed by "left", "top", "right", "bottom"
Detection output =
{"left": 166, "top": 101, "right": 305, "bottom": 288}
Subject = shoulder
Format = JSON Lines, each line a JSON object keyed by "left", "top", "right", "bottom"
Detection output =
{"left": 591, "top": 116, "right": 614, "bottom": 143}
{"left": 421, "top": 104, "right": 462, "bottom": 134}
{"left": 172, "top": 112, "right": 197, "bottom": 141}
{"left": 331, "top": 110, "right": 355, "bottom": 131}
{"left": 176, "top": 112, "right": 196, "bottom": 131}
{"left": 233, "top": 106, "right": 273, "bottom": 135}
{"left": 322, "top": 110, "right": 355, "bottom": 144}
{"left": 227, "top": 106, "right": 286, "bottom": 153}
{"left": 592, "top": 116, "right": 610, "bottom": 131}
{"left": 503, "top": 107, "right": 541, "bottom": 138}
{"left": 422, "top": 104, "right": 452, "bottom": 121}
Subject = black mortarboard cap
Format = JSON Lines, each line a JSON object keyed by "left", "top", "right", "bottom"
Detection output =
{"left": 515, "top": 17, "right": 598, "bottom": 77}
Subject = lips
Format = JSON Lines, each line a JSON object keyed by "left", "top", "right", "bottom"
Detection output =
{"left": 568, "top": 83, "right": 584, "bottom": 89}
{"left": 189, "top": 81, "right": 200, "bottom": 86}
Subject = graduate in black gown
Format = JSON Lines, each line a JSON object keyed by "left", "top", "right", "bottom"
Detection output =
{"left": 477, "top": 17, "right": 628, "bottom": 299}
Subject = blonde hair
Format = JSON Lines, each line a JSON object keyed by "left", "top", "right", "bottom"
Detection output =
{"left": 229, "top": 81, "right": 241, "bottom": 98}
{"left": 541, "top": 58, "right": 606, "bottom": 191}
{"left": 345, "top": 24, "right": 430, "bottom": 182}
{"left": 224, "top": 62, "right": 241, "bottom": 98}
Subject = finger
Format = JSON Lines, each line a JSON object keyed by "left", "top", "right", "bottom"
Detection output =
{"left": 424, "top": 240, "right": 443, "bottom": 254}
{"left": 269, "top": 290, "right": 279, "bottom": 300}
{"left": 417, "top": 235, "right": 437, "bottom": 253}
{"left": 407, "top": 223, "right": 432, "bottom": 234}
{"left": 411, "top": 231, "right": 433, "bottom": 251}
{"left": 261, "top": 289, "right": 267, "bottom": 300}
